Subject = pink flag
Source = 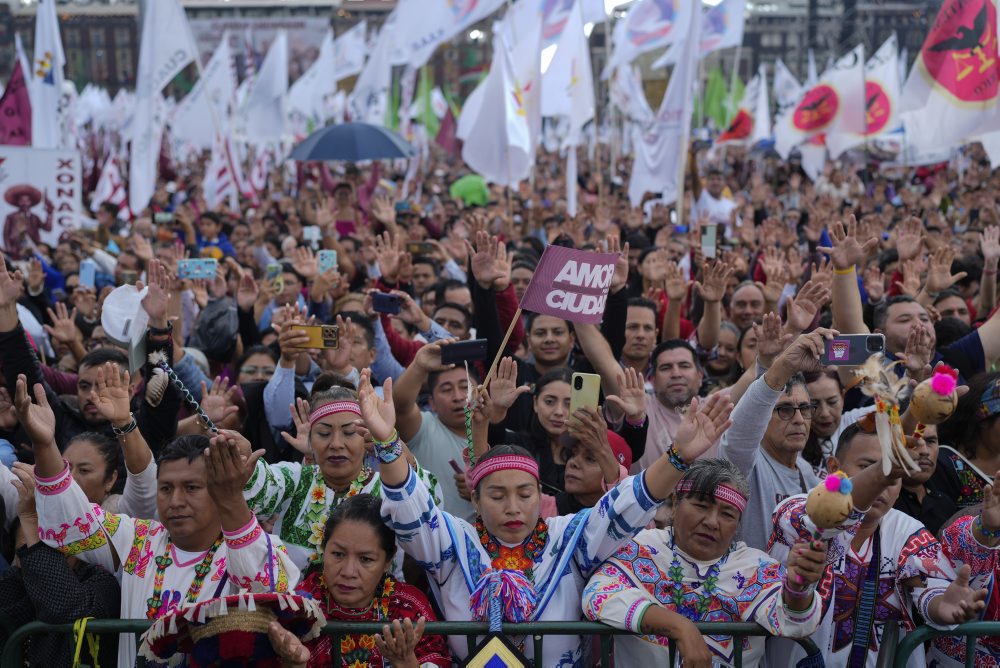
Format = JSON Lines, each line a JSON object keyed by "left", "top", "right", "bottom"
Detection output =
{"left": 0, "top": 61, "right": 32, "bottom": 146}
{"left": 519, "top": 245, "right": 618, "bottom": 325}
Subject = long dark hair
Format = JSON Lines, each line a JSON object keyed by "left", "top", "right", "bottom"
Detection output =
{"left": 940, "top": 371, "right": 1000, "bottom": 457}
{"left": 321, "top": 493, "right": 395, "bottom": 558}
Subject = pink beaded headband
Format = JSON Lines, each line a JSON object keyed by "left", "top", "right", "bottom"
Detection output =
{"left": 674, "top": 480, "right": 748, "bottom": 513}
{"left": 469, "top": 455, "right": 540, "bottom": 489}
{"left": 309, "top": 401, "right": 362, "bottom": 426}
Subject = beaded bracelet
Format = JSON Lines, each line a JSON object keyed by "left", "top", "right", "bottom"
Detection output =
{"left": 975, "top": 516, "right": 1000, "bottom": 538}
{"left": 667, "top": 444, "right": 690, "bottom": 472}
{"left": 112, "top": 414, "right": 138, "bottom": 437}
{"left": 373, "top": 429, "right": 403, "bottom": 464}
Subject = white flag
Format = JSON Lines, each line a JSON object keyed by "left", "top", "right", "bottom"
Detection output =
{"left": 460, "top": 32, "right": 532, "bottom": 186}
{"left": 774, "top": 45, "right": 866, "bottom": 159}
{"left": 603, "top": 0, "right": 689, "bottom": 78}
{"left": 90, "top": 156, "right": 129, "bottom": 216}
{"left": 394, "top": 0, "right": 506, "bottom": 68}
{"left": 628, "top": 5, "right": 700, "bottom": 207}
{"left": 654, "top": 0, "right": 745, "bottom": 67}
{"left": 244, "top": 31, "right": 288, "bottom": 143}
{"left": 334, "top": 21, "right": 367, "bottom": 82}
{"left": 827, "top": 34, "right": 902, "bottom": 158}
{"left": 289, "top": 29, "right": 336, "bottom": 131}
{"left": 129, "top": 0, "right": 198, "bottom": 213}
{"left": 31, "top": 0, "right": 65, "bottom": 149}
{"left": 204, "top": 131, "right": 250, "bottom": 210}
{"left": 170, "top": 35, "right": 236, "bottom": 150}
{"left": 773, "top": 58, "right": 803, "bottom": 112}
{"left": 460, "top": 2, "right": 542, "bottom": 151}
{"left": 610, "top": 66, "right": 654, "bottom": 124}
{"left": 542, "top": 1, "right": 594, "bottom": 147}
{"left": 351, "top": 17, "right": 395, "bottom": 125}
{"left": 15, "top": 33, "right": 32, "bottom": 101}
{"left": 718, "top": 64, "right": 770, "bottom": 146}
{"left": 902, "top": 0, "right": 1000, "bottom": 156}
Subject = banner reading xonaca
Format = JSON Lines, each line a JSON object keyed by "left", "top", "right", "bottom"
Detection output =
{"left": 519, "top": 245, "right": 617, "bottom": 325}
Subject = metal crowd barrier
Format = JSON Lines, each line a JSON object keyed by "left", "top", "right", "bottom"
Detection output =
{"left": 890, "top": 621, "right": 1000, "bottom": 668}
{"left": 0, "top": 619, "right": 822, "bottom": 667}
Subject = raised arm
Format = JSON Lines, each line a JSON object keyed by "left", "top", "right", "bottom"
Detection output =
{"left": 693, "top": 257, "right": 735, "bottom": 351}
{"left": 392, "top": 340, "right": 455, "bottom": 442}
{"left": 978, "top": 226, "right": 999, "bottom": 316}
{"left": 820, "top": 214, "right": 879, "bottom": 336}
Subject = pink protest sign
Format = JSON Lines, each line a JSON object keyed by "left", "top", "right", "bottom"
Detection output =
{"left": 518, "top": 245, "right": 618, "bottom": 324}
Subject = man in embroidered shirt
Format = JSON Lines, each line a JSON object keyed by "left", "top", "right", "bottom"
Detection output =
{"left": 22, "top": 374, "right": 299, "bottom": 668}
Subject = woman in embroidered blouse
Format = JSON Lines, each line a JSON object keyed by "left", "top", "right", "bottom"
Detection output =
{"left": 583, "top": 459, "right": 827, "bottom": 668}
{"left": 931, "top": 372, "right": 1000, "bottom": 511}
{"left": 932, "top": 469, "right": 1000, "bottom": 667}
{"left": 242, "top": 385, "right": 440, "bottom": 569}
{"left": 356, "top": 368, "right": 734, "bottom": 666}
{"left": 283, "top": 493, "right": 450, "bottom": 668}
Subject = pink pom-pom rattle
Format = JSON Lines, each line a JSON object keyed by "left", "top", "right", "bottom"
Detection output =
{"left": 807, "top": 471, "right": 854, "bottom": 530}
{"left": 910, "top": 363, "right": 959, "bottom": 435}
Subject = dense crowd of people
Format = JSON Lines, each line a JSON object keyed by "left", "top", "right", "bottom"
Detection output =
{"left": 1, "top": 139, "right": 1000, "bottom": 667}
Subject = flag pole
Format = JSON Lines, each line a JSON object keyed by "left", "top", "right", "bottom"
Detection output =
{"left": 479, "top": 307, "right": 522, "bottom": 393}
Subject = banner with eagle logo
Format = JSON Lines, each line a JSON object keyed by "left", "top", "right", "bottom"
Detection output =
{"left": 717, "top": 63, "right": 770, "bottom": 146}
{"left": 827, "top": 34, "right": 903, "bottom": 158}
{"left": 901, "top": 0, "right": 1000, "bottom": 155}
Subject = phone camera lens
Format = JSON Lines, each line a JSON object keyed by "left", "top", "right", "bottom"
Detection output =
{"left": 574, "top": 377, "right": 582, "bottom": 390}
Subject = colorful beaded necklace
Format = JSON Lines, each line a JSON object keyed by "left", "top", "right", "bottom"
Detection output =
{"left": 322, "top": 573, "right": 394, "bottom": 667}
{"left": 667, "top": 532, "right": 727, "bottom": 622}
{"left": 475, "top": 517, "right": 549, "bottom": 580}
{"left": 145, "top": 535, "right": 223, "bottom": 619}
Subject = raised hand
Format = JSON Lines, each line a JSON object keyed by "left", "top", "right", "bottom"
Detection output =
{"left": 94, "top": 362, "right": 133, "bottom": 426}
{"left": 44, "top": 302, "right": 82, "bottom": 345}
{"left": 925, "top": 246, "right": 968, "bottom": 295}
{"left": 894, "top": 259, "right": 922, "bottom": 298}
{"left": 775, "top": 327, "right": 839, "bottom": 374}
{"left": 358, "top": 369, "right": 395, "bottom": 442}
{"left": 784, "top": 279, "right": 830, "bottom": 334}
{"left": 280, "top": 398, "right": 313, "bottom": 456}
{"left": 0, "top": 263, "right": 24, "bottom": 310}
{"left": 0, "top": 387, "right": 18, "bottom": 430}
{"left": 413, "top": 339, "right": 458, "bottom": 374}
{"left": 608, "top": 235, "right": 630, "bottom": 294}
{"left": 467, "top": 231, "right": 510, "bottom": 291}
{"left": 206, "top": 431, "right": 264, "bottom": 503}
{"left": 374, "top": 232, "right": 402, "bottom": 284}
{"left": 486, "top": 357, "right": 531, "bottom": 411}
{"left": 784, "top": 539, "right": 828, "bottom": 593}
{"left": 809, "top": 256, "right": 834, "bottom": 292}
{"left": 292, "top": 246, "right": 319, "bottom": 281}
{"left": 325, "top": 314, "right": 355, "bottom": 372}
{"left": 140, "top": 259, "right": 171, "bottom": 326}
{"left": 756, "top": 312, "right": 790, "bottom": 369}
{"left": 370, "top": 193, "right": 398, "bottom": 227}
{"left": 198, "top": 376, "right": 241, "bottom": 427}
{"left": 27, "top": 256, "right": 45, "bottom": 294}
{"left": 664, "top": 261, "right": 689, "bottom": 301}
{"left": 14, "top": 374, "right": 56, "bottom": 447}
{"left": 9, "top": 461, "right": 37, "bottom": 525}
{"left": 897, "top": 323, "right": 934, "bottom": 381}
{"left": 605, "top": 367, "right": 647, "bottom": 422}
{"left": 981, "top": 225, "right": 1000, "bottom": 266}
{"left": 817, "top": 215, "right": 879, "bottom": 270}
{"left": 236, "top": 270, "right": 260, "bottom": 312}
{"left": 671, "top": 393, "right": 734, "bottom": 463}
{"left": 694, "top": 258, "right": 734, "bottom": 304}
{"left": 863, "top": 265, "right": 885, "bottom": 302}
{"left": 895, "top": 216, "right": 924, "bottom": 262}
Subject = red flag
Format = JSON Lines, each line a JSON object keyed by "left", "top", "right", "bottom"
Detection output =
{"left": 435, "top": 106, "right": 462, "bottom": 157}
{"left": 0, "top": 61, "right": 32, "bottom": 146}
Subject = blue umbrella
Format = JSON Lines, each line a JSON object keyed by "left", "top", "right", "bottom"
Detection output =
{"left": 288, "top": 122, "right": 415, "bottom": 162}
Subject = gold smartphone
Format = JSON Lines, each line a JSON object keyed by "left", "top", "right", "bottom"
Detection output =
{"left": 569, "top": 372, "right": 601, "bottom": 426}
{"left": 289, "top": 324, "right": 340, "bottom": 349}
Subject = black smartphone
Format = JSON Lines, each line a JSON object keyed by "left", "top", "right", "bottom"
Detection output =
{"left": 372, "top": 292, "right": 402, "bottom": 315}
{"left": 440, "top": 339, "right": 489, "bottom": 365}
{"left": 823, "top": 334, "right": 885, "bottom": 366}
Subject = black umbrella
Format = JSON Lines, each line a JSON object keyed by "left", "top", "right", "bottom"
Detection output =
{"left": 288, "top": 122, "right": 415, "bottom": 162}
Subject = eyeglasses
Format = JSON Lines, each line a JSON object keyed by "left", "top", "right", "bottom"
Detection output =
{"left": 240, "top": 366, "right": 276, "bottom": 378}
{"left": 773, "top": 403, "right": 818, "bottom": 420}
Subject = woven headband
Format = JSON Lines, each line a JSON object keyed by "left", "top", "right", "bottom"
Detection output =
{"left": 977, "top": 379, "right": 1000, "bottom": 422}
{"left": 675, "top": 479, "right": 748, "bottom": 514}
{"left": 469, "top": 455, "right": 540, "bottom": 489}
{"left": 309, "top": 401, "right": 362, "bottom": 426}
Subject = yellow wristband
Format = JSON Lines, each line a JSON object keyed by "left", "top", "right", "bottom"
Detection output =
{"left": 833, "top": 265, "right": 856, "bottom": 275}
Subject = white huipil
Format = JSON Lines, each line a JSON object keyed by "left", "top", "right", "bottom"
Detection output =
{"left": 35, "top": 463, "right": 301, "bottom": 668}
{"left": 767, "top": 494, "right": 955, "bottom": 668}
{"left": 582, "top": 527, "right": 822, "bottom": 667}
{"left": 380, "top": 468, "right": 664, "bottom": 666}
